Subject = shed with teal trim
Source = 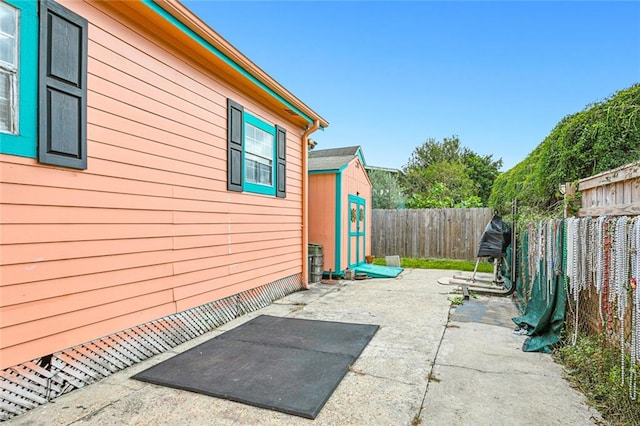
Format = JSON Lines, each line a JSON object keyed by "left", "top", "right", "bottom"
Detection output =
{"left": 308, "top": 146, "right": 373, "bottom": 277}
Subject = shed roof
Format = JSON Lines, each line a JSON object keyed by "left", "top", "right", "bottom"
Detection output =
{"left": 308, "top": 146, "right": 365, "bottom": 172}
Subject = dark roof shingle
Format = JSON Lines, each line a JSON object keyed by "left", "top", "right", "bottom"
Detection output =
{"left": 308, "top": 146, "right": 364, "bottom": 172}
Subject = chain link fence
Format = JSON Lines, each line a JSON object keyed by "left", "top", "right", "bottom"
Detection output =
{"left": 511, "top": 216, "right": 639, "bottom": 421}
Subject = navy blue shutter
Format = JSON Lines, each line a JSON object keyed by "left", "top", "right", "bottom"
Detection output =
{"left": 227, "top": 99, "right": 244, "bottom": 192}
{"left": 38, "top": 0, "right": 88, "bottom": 169}
{"left": 275, "top": 125, "right": 286, "bottom": 198}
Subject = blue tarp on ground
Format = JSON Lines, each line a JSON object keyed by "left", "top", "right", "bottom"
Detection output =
{"left": 352, "top": 264, "right": 403, "bottom": 278}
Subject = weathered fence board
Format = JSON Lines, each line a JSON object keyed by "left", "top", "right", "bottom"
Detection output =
{"left": 578, "top": 161, "right": 640, "bottom": 217}
{"left": 574, "top": 162, "right": 640, "bottom": 357}
{"left": 371, "top": 208, "right": 493, "bottom": 260}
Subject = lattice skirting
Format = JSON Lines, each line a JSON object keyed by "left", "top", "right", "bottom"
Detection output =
{"left": 0, "top": 274, "right": 303, "bottom": 421}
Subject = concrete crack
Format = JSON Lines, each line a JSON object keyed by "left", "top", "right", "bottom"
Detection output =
{"left": 436, "top": 362, "right": 557, "bottom": 378}
{"left": 67, "top": 398, "right": 122, "bottom": 425}
{"left": 347, "top": 366, "right": 417, "bottom": 386}
{"left": 67, "top": 385, "right": 144, "bottom": 425}
{"left": 413, "top": 304, "right": 451, "bottom": 422}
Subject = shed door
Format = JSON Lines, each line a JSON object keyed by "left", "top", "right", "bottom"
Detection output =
{"left": 348, "top": 195, "right": 366, "bottom": 268}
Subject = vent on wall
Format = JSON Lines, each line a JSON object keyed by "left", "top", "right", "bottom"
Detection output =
{"left": 0, "top": 274, "right": 303, "bottom": 421}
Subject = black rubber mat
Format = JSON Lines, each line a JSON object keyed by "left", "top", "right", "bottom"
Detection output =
{"left": 132, "top": 315, "right": 379, "bottom": 419}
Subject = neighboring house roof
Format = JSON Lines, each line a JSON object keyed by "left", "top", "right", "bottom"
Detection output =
{"left": 365, "top": 165, "right": 403, "bottom": 174}
{"left": 308, "top": 146, "right": 366, "bottom": 172}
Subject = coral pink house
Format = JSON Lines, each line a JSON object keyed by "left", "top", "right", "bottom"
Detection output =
{"left": 0, "top": 0, "right": 327, "bottom": 417}
{"left": 308, "top": 146, "right": 372, "bottom": 276}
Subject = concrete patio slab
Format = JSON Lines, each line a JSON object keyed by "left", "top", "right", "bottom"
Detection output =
{"left": 5, "top": 269, "right": 601, "bottom": 426}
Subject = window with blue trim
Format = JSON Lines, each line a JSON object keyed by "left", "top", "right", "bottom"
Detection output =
{"left": 227, "top": 99, "right": 287, "bottom": 197}
{"left": 0, "top": 0, "right": 37, "bottom": 158}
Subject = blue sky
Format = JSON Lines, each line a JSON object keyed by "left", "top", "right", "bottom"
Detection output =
{"left": 183, "top": 1, "right": 640, "bottom": 172}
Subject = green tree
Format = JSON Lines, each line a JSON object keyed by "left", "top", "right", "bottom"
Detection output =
{"left": 401, "top": 135, "right": 502, "bottom": 207}
{"left": 405, "top": 182, "right": 454, "bottom": 208}
{"left": 461, "top": 149, "right": 503, "bottom": 204}
{"left": 405, "top": 182, "right": 483, "bottom": 209}
{"left": 367, "top": 168, "right": 405, "bottom": 209}
{"left": 405, "top": 136, "right": 463, "bottom": 168}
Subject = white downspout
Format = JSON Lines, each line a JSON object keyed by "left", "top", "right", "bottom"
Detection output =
{"left": 301, "top": 120, "right": 321, "bottom": 289}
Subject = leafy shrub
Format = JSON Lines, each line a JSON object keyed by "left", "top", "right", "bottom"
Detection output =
{"left": 490, "top": 84, "right": 640, "bottom": 215}
{"left": 554, "top": 334, "right": 640, "bottom": 425}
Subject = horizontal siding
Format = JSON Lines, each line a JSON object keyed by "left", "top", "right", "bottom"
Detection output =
{"left": 1, "top": 290, "right": 175, "bottom": 347}
{"left": 0, "top": 161, "right": 173, "bottom": 197}
{"left": 1, "top": 223, "right": 232, "bottom": 244}
{"left": 88, "top": 41, "right": 224, "bottom": 126}
{"left": 174, "top": 230, "right": 300, "bottom": 249}
{"left": 0, "top": 0, "right": 307, "bottom": 368}
{"left": 87, "top": 13, "right": 228, "bottom": 112}
{"left": 1, "top": 250, "right": 177, "bottom": 286}
{"left": 174, "top": 264, "right": 300, "bottom": 312}
{"left": 0, "top": 302, "right": 175, "bottom": 370}
{"left": 88, "top": 95, "right": 224, "bottom": 174}
{"left": 0, "top": 238, "right": 174, "bottom": 265}
{"left": 0, "top": 265, "right": 174, "bottom": 307}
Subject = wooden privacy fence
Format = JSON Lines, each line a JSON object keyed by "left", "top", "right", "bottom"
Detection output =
{"left": 578, "top": 160, "right": 640, "bottom": 217}
{"left": 371, "top": 208, "right": 494, "bottom": 260}
{"left": 573, "top": 161, "right": 640, "bottom": 348}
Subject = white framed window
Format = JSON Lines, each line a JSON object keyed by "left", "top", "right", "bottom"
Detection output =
{"left": 0, "top": 1, "right": 18, "bottom": 134}
{"left": 242, "top": 112, "right": 277, "bottom": 196}
{"left": 245, "top": 121, "right": 274, "bottom": 186}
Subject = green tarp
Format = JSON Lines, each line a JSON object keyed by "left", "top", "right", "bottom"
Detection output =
{"left": 510, "top": 221, "right": 567, "bottom": 353}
